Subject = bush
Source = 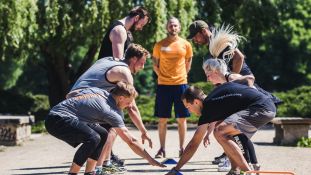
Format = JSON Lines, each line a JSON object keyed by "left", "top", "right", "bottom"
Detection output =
{"left": 297, "top": 137, "right": 311, "bottom": 148}
{"left": 274, "top": 86, "right": 311, "bottom": 118}
{"left": 0, "top": 89, "right": 50, "bottom": 122}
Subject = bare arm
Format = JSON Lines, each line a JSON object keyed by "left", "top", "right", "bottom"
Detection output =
{"left": 174, "top": 123, "right": 209, "bottom": 171}
{"left": 126, "top": 100, "right": 153, "bottom": 148}
{"left": 114, "top": 127, "right": 165, "bottom": 167}
{"left": 110, "top": 25, "right": 127, "bottom": 60}
{"left": 231, "top": 49, "right": 245, "bottom": 73}
{"left": 152, "top": 56, "right": 160, "bottom": 75}
{"left": 185, "top": 57, "right": 193, "bottom": 73}
{"left": 228, "top": 73, "right": 255, "bottom": 87}
{"left": 203, "top": 121, "right": 216, "bottom": 147}
{"left": 107, "top": 67, "right": 152, "bottom": 147}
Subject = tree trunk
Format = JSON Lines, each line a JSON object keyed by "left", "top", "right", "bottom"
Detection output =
{"left": 42, "top": 45, "right": 70, "bottom": 106}
{"left": 72, "top": 44, "right": 99, "bottom": 83}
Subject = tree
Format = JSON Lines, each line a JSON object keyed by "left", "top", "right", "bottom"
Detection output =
{"left": 0, "top": 0, "right": 37, "bottom": 90}
{"left": 36, "top": 0, "right": 110, "bottom": 105}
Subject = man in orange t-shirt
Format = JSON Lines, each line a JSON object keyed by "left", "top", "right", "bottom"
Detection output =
{"left": 152, "top": 17, "right": 193, "bottom": 158}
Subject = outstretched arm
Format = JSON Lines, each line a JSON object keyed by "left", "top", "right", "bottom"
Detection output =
{"left": 127, "top": 100, "right": 153, "bottom": 148}
{"left": 166, "top": 123, "right": 209, "bottom": 174}
{"left": 114, "top": 127, "right": 165, "bottom": 167}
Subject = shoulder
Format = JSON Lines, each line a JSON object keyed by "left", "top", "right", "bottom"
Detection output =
{"left": 110, "top": 25, "right": 127, "bottom": 37}
{"left": 178, "top": 37, "right": 191, "bottom": 45}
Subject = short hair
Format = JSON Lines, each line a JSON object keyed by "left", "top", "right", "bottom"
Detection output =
{"left": 111, "top": 81, "right": 138, "bottom": 99}
{"left": 181, "top": 86, "right": 206, "bottom": 104}
{"left": 167, "top": 16, "right": 181, "bottom": 27}
{"left": 128, "top": 6, "right": 151, "bottom": 23}
{"left": 209, "top": 24, "right": 245, "bottom": 64}
{"left": 124, "top": 43, "right": 150, "bottom": 61}
{"left": 202, "top": 58, "right": 228, "bottom": 76}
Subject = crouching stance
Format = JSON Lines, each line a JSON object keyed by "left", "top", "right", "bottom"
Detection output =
{"left": 45, "top": 82, "right": 165, "bottom": 175}
{"left": 166, "top": 61, "right": 276, "bottom": 175}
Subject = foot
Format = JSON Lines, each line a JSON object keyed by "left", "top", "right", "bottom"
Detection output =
{"left": 155, "top": 148, "right": 166, "bottom": 158}
{"left": 111, "top": 154, "right": 125, "bottom": 166}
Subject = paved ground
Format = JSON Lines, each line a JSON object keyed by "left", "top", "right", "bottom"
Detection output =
{"left": 0, "top": 125, "right": 310, "bottom": 175}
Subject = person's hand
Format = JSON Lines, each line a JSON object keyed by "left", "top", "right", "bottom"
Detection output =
{"left": 141, "top": 132, "right": 153, "bottom": 148}
{"left": 148, "top": 157, "right": 166, "bottom": 167}
{"left": 203, "top": 135, "right": 210, "bottom": 147}
{"left": 165, "top": 167, "right": 182, "bottom": 175}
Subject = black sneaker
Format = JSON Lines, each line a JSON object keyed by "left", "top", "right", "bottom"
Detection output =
{"left": 214, "top": 152, "right": 226, "bottom": 160}
{"left": 111, "top": 153, "right": 125, "bottom": 166}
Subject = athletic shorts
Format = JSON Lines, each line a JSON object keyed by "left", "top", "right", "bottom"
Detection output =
{"left": 223, "top": 108, "right": 276, "bottom": 138}
{"left": 154, "top": 84, "right": 190, "bottom": 118}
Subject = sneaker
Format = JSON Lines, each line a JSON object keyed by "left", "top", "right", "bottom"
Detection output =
{"left": 218, "top": 157, "right": 231, "bottom": 172}
{"left": 250, "top": 163, "right": 260, "bottom": 171}
{"left": 102, "top": 164, "right": 126, "bottom": 174}
{"left": 214, "top": 152, "right": 226, "bottom": 160}
{"left": 212, "top": 155, "right": 228, "bottom": 165}
{"left": 249, "top": 163, "right": 260, "bottom": 175}
{"left": 155, "top": 148, "right": 166, "bottom": 158}
{"left": 226, "top": 170, "right": 243, "bottom": 175}
{"left": 111, "top": 153, "right": 125, "bottom": 166}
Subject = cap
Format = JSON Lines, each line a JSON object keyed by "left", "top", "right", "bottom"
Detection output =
{"left": 187, "top": 20, "right": 209, "bottom": 39}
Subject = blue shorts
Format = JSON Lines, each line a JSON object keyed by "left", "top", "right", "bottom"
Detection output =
{"left": 154, "top": 84, "right": 190, "bottom": 118}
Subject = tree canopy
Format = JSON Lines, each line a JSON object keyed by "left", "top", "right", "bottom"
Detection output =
{"left": 0, "top": 0, "right": 310, "bottom": 107}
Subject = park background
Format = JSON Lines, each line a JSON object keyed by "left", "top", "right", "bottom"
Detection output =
{"left": 0, "top": 0, "right": 310, "bottom": 132}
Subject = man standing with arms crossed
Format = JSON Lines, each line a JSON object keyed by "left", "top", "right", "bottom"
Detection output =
{"left": 98, "top": 6, "right": 151, "bottom": 60}
{"left": 153, "top": 17, "right": 193, "bottom": 158}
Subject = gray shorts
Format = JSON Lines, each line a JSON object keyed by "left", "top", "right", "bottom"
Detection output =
{"left": 223, "top": 108, "right": 276, "bottom": 138}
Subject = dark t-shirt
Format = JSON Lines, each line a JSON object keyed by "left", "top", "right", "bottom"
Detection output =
{"left": 198, "top": 82, "right": 276, "bottom": 126}
{"left": 97, "top": 20, "right": 133, "bottom": 59}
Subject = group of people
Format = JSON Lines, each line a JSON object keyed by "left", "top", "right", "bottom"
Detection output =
{"left": 45, "top": 5, "right": 280, "bottom": 175}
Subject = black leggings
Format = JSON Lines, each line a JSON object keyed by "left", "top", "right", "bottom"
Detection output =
{"left": 45, "top": 115, "right": 108, "bottom": 166}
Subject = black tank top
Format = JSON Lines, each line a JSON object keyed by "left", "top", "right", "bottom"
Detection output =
{"left": 97, "top": 20, "right": 133, "bottom": 59}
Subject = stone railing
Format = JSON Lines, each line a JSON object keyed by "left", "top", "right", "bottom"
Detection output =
{"left": 0, "top": 115, "right": 35, "bottom": 146}
{"left": 271, "top": 117, "right": 311, "bottom": 146}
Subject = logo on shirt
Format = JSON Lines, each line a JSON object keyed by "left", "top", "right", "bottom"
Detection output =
{"left": 211, "top": 93, "right": 242, "bottom": 101}
{"left": 160, "top": 47, "right": 172, "bottom": 52}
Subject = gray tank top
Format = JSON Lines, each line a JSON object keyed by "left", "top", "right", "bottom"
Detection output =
{"left": 70, "top": 57, "right": 128, "bottom": 92}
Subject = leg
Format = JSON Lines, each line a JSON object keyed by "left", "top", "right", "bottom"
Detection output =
{"left": 232, "top": 134, "right": 251, "bottom": 163}
{"left": 214, "top": 122, "right": 251, "bottom": 171}
{"left": 174, "top": 84, "right": 190, "bottom": 156}
{"left": 97, "top": 128, "right": 117, "bottom": 166}
{"left": 154, "top": 85, "right": 173, "bottom": 158}
{"left": 158, "top": 118, "right": 168, "bottom": 150}
{"left": 85, "top": 158, "right": 97, "bottom": 173}
{"left": 176, "top": 118, "right": 187, "bottom": 151}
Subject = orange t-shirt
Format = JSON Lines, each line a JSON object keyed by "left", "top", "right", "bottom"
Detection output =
{"left": 153, "top": 36, "right": 193, "bottom": 85}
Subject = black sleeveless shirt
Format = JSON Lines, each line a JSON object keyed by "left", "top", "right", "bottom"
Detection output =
{"left": 97, "top": 20, "right": 133, "bottom": 59}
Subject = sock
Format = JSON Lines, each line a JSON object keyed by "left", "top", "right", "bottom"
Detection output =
{"left": 103, "top": 160, "right": 112, "bottom": 166}
{"left": 233, "top": 134, "right": 251, "bottom": 163}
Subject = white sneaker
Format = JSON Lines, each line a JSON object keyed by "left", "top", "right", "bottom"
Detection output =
{"left": 218, "top": 157, "right": 231, "bottom": 172}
